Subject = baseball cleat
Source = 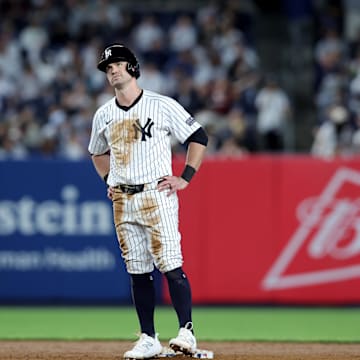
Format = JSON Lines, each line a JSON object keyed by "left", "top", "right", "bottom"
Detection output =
{"left": 169, "top": 322, "right": 197, "bottom": 356}
{"left": 124, "top": 333, "right": 162, "bottom": 359}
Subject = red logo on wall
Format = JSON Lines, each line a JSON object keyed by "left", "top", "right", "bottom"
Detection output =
{"left": 263, "top": 167, "right": 360, "bottom": 290}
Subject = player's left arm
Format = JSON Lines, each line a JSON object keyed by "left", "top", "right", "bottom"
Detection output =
{"left": 158, "top": 127, "right": 208, "bottom": 195}
{"left": 183, "top": 126, "right": 208, "bottom": 174}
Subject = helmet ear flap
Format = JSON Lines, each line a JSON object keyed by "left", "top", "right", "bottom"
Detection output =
{"left": 126, "top": 62, "right": 140, "bottom": 78}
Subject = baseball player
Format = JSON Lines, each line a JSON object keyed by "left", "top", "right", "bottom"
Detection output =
{"left": 88, "top": 44, "right": 208, "bottom": 359}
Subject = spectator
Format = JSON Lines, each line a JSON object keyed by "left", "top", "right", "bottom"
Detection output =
{"left": 208, "top": 77, "right": 234, "bottom": 114}
{"left": 311, "top": 104, "right": 354, "bottom": 158}
{"left": 131, "top": 15, "right": 165, "bottom": 56}
{"left": 137, "top": 61, "right": 169, "bottom": 94}
{"left": 0, "top": 30, "right": 22, "bottom": 80}
{"left": 216, "top": 135, "right": 247, "bottom": 157}
{"left": 216, "top": 107, "right": 249, "bottom": 156}
{"left": 18, "top": 13, "right": 49, "bottom": 64}
{"left": 168, "top": 14, "right": 198, "bottom": 53}
{"left": 350, "top": 111, "right": 360, "bottom": 153}
{"left": 254, "top": 74, "right": 292, "bottom": 152}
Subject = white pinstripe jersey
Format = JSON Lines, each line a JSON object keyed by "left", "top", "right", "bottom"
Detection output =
{"left": 88, "top": 89, "right": 201, "bottom": 186}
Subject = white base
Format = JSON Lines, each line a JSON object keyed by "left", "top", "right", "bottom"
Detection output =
{"left": 158, "top": 346, "right": 214, "bottom": 359}
{"left": 124, "top": 347, "right": 214, "bottom": 359}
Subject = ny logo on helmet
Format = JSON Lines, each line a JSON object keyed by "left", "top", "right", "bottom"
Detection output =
{"left": 105, "top": 49, "right": 112, "bottom": 59}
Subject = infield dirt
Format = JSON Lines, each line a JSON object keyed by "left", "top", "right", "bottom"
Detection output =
{"left": 0, "top": 341, "right": 360, "bottom": 360}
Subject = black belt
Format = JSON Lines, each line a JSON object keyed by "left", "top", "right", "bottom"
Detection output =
{"left": 116, "top": 179, "right": 165, "bottom": 195}
{"left": 116, "top": 184, "right": 145, "bottom": 195}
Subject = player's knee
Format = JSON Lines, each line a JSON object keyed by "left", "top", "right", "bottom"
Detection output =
{"left": 164, "top": 267, "right": 191, "bottom": 291}
{"left": 130, "top": 272, "right": 154, "bottom": 286}
{"left": 164, "top": 267, "right": 186, "bottom": 281}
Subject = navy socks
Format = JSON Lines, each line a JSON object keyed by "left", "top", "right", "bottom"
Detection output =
{"left": 165, "top": 267, "right": 193, "bottom": 329}
{"left": 130, "top": 267, "right": 193, "bottom": 337}
{"left": 130, "top": 273, "right": 155, "bottom": 337}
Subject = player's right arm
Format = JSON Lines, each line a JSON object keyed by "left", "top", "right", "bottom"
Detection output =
{"left": 88, "top": 106, "right": 112, "bottom": 197}
{"left": 91, "top": 152, "right": 110, "bottom": 182}
{"left": 91, "top": 152, "right": 114, "bottom": 199}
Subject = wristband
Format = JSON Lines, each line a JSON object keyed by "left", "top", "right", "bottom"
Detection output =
{"left": 181, "top": 165, "right": 196, "bottom": 183}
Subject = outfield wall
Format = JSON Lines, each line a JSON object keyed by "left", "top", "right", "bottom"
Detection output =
{"left": 1, "top": 156, "right": 360, "bottom": 304}
{"left": 173, "top": 155, "right": 360, "bottom": 305}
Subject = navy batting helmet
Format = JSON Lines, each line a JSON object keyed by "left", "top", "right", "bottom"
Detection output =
{"left": 97, "top": 44, "right": 140, "bottom": 78}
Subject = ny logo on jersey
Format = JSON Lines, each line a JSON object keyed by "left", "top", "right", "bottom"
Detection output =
{"left": 105, "top": 49, "right": 112, "bottom": 59}
{"left": 133, "top": 118, "right": 154, "bottom": 141}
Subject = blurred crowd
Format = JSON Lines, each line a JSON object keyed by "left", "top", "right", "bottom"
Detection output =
{"left": 4, "top": 0, "right": 360, "bottom": 161}
{"left": 311, "top": 0, "right": 360, "bottom": 158}
{"left": 0, "top": 0, "right": 297, "bottom": 161}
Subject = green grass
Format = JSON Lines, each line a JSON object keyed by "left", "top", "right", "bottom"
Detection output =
{"left": 0, "top": 306, "right": 360, "bottom": 342}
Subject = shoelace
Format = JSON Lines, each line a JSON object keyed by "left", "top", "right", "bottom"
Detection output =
{"left": 133, "top": 335, "right": 155, "bottom": 351}
{"left": 178, "top": 329, "right": 195, "bottom": 343}
{"left": 177, "top": 324, "right": 196, "bottom": 347}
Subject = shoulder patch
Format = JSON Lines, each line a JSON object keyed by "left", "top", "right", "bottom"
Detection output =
{"left": 186, "top": 116, "right": 195, "bottom": 126}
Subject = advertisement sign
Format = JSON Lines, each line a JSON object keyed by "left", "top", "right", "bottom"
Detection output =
{"left": 0, "top": 160, "right": 131, "bottom": 303}
{"left": 2, "top": 156, "right": 360, "bottom": 304}
{"left": 262, "top": 159, "right": 360, "bottom": 303}
{"left": 172, "top": 156, "right": 360, "bottom": 304}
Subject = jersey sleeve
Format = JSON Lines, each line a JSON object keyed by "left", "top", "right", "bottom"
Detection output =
{"left": 162, "top": 97, "right": 201, "bottom": 144}
{"left": 88, "top": 109, "right": 109, "bottom": 155}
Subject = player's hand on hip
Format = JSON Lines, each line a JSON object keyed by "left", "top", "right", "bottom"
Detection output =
{"left": 107, "top": 186, "right": 115, "bottom": 200}
{"left": 157, "top": 176, "right": 188, "bottom": 196}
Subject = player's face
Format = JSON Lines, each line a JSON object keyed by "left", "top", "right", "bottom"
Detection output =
{"left": 106, "top": 62, "right": 132, "bottom": 87}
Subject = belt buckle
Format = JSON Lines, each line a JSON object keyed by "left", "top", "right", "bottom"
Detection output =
{"left": 120, "top": 184, "right": 134, "bottom": 194}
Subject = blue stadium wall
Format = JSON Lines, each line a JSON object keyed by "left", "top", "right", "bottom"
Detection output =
{"left": 0, "top": 160, "right": 162, "bottom": 304}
